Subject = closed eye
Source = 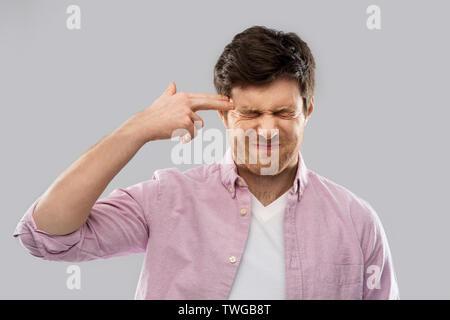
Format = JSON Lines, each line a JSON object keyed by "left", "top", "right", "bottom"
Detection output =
{"left": 239, "top": 111, "right": 260, "bottom": 118}
{"left": 275, "top": 110, "right": 297, "bottom": 118}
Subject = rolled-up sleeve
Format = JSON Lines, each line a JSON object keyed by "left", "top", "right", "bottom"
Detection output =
{"left": 350, "top": 197, "right": 400, "bottom": 300}
{"left": 12, "top": 174, "right": 160, "bottom": 262}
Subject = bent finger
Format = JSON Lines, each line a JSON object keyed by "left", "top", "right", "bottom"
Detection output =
{"left": 190, "top": 112, "right": 204, "bottom": 132}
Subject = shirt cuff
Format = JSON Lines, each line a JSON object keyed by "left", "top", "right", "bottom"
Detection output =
{"left": 12, "top": 196, "right": 83, "bottom": 259}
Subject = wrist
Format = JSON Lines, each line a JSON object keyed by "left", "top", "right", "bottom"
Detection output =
{"left": 115, "top": 114, "right": 149, "bottom": 147}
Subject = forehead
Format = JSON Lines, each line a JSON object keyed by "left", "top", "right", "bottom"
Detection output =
{"left": 230, "top": 77, "right": 302, "bottom": 110}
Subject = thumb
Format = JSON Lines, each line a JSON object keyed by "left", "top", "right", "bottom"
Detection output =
{"left": 162, "top": 81, "right": 177, "bottom": 96}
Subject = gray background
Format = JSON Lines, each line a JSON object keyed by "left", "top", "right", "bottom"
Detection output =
{"left": 1, "top": 0, "right": 448, "bottom": 299}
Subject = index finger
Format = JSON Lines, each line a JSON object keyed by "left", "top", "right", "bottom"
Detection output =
{"left": 190, "top": 97, "right": 235, "bottom": 112}
{"left": 186, "top": 92, "right": 230, "bottom": 100}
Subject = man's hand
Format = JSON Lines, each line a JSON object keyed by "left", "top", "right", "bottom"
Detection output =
{"left": 124, "top": 81, "right": 235, "bottom": 144}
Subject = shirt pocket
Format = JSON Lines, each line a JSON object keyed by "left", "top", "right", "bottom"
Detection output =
{"left": 314, "top": 263, "right": 364, "bottom": 299}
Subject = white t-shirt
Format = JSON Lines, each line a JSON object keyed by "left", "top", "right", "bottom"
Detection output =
{"left": 228, "top": 190, "right": 288, "bottom": 300}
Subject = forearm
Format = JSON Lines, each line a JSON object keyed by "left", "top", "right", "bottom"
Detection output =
{"left": 33, "top": 117, "right": 147, "bottom": 235}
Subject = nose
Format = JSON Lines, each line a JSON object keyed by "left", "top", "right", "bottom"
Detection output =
{"left": 256, "top": 113, "right": 279, "bottom": 141}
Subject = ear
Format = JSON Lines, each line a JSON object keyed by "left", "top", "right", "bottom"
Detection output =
{"left": 306, "top": 96, "right": 314, "bottom": 118}
{"left": 304, "top": 96, "right": 314, "bottom": 125}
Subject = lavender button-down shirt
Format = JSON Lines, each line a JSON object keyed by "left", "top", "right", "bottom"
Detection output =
{"left": 13, "top": 147, "right": 400, "bottom": 299}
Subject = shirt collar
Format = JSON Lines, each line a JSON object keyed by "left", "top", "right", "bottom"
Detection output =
{"left": 219, "top": 147, "right": 309, "bottom": 201}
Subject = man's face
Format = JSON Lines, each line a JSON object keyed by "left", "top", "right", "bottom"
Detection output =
{"left": 219, "top": 77, "right": 313, "bottom": 176}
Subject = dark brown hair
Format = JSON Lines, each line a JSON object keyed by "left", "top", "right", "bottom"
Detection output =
{"left": 214, "top": 25, "right": 316, "bottom": 118}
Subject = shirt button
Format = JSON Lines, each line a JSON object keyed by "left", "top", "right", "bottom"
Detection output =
{"left": 300, "top": 191, "right": 303, "bottom": 196}
{"left": 229, "top": 187, "right": 234, "bottom": 193}
{"left": 229, "top": 256, "right": 237, "bottom": 263}
{"left": 238, "top": 180, "right": 243, "bottom": 187}
{"left": 240, "top": 208, "right": 247, "bottom": 215}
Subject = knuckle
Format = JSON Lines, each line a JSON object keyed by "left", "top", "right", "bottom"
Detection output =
{"left": 178, "top": 91, "right": 189, "bottom": 102}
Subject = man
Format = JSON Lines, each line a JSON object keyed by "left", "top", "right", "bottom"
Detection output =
{"left": 13, "top": 25, "right": 399, "bottom": 299}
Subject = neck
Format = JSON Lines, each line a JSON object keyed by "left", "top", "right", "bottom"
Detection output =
{"left": 237, "top": 156, "right": 298, "bottom": 207}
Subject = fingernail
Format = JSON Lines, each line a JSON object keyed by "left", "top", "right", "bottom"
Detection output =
{"left": 181, "top": 134, "right": 191, "bottom": 143}
{"left": 194, "top": 121, "right": 203, "bottom": 129}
